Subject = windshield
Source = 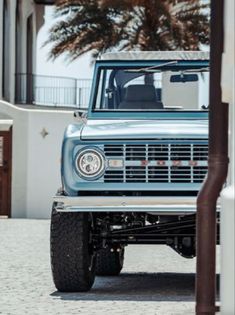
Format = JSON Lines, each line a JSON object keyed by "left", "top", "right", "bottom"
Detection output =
{"left": 93, "top": 64, "right": 209, "bottom": 112}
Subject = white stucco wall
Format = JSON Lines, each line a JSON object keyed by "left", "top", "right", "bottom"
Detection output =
{"left": 220, "top": 0, "right": 235, "bottom": 313}
{"left": 0, "top": 101, "right": 74, "bottom": 218}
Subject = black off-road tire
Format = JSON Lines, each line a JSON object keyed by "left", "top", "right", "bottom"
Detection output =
{"left": 50, "top": 206, "right": 96, "bottom": 292}
{"left": 96, "top": 248, "right": 125, "bottom": 276}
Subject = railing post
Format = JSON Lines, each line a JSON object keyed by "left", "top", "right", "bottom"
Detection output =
{"left": 14, "top": 74, "right": 19, "bottom": 103}
{"left": 74, "top": 79, "right": 78, "bottom": 107}
{"left": 26, "top": 73, "right": 34, "bottom": 104}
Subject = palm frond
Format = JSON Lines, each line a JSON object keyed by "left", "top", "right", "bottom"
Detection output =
{"left": 45, "top": 0, "right": 210, "bottom": 61}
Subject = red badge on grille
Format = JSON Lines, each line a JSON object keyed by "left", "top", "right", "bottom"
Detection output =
{"left": 157, "top": 160, "right": 166, "bottom": 166}
{"left": 189, "top": 160, "right": 198, "bottom": 166}
{"left": 141, "top": 160, "right": 149, "bottom": 166}
{"left": 172, "top": 160, "right": 181, "bottom": 166}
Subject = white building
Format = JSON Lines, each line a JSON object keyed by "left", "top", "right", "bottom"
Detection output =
{"left": 0, "top": 0, "right": 74, "bottom": 218}
{"left": 0, "top": 2, "right": 210, "bottom": 220}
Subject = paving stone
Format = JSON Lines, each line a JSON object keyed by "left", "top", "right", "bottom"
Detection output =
{"left": 0, "top": 219, "right": 219, "bottom": 315}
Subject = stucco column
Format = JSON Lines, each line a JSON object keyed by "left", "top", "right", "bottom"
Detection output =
{"left": 9, "top": 0, "right": 17, "bottom": 104}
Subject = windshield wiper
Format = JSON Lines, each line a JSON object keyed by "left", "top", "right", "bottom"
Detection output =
{"left": 183, "top": 67, "right": 210, "bottom": 73}
{"left": 125, "top": 60, "right": 178, "bottom": 73}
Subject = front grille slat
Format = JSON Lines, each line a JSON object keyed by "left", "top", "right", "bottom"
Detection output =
{"left": 104, "top": 145, "right": 124, "bottom": 157}
{"left": 148, "top": 166, "right": 168, "bottom": 182}
{"left": 104, "top": 170, "right": 124, "bottom": 183}
{"left": 126, "top": 166, "right": 146, "bottom": 182}
{"left": 103, "top": 143, "right": 208, "bottom": 184}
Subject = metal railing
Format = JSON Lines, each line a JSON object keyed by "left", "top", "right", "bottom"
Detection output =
{"left": 15, "top": 74, "right": 92, "bottom": 108}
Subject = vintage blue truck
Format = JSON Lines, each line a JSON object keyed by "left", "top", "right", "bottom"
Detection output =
{"left": 51, "top": 51, "right": 210, "bottom": 292}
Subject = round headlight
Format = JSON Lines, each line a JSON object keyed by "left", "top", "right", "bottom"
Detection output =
{"left": 76, "top": 148, "right": 105, "bottom": 179}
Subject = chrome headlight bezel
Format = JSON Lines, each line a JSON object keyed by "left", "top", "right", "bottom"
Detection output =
{"left": 75, "top": 148, "right": 105, "bottom": 180}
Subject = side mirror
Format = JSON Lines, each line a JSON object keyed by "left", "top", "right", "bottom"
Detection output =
{"left": 170, "top": 74, "right": 198, "bottom": 83}
{"left": 74, "top": 110, "right": 88, "bottom": 122}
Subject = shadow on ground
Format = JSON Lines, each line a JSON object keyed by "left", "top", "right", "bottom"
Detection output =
{"left": 50, "top": 272, "right": 206, "bottom": 302}
{"left": 51, "top": 272, "right": 220, "bottom": 302}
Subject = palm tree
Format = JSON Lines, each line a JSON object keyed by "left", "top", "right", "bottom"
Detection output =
{"left": 46, "top": 0, "right": 210, "bottom": 61}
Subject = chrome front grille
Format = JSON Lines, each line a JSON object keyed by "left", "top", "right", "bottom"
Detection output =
{"left": 103, "top": 143, "right": 208, "bottom": 184}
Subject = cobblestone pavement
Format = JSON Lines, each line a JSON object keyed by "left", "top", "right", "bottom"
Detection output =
{"left": 0, "top": 219, "right": 219, "bottom": 315}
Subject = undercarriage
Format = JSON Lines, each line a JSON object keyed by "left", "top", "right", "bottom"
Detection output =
{"left": 92, "top": 212, "right": 220, "bottom": 259}
{"left": 51, "top": 192, "right": 220, "bottom": 292}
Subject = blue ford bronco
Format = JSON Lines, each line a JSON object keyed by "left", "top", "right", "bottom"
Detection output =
{"left": 51, "top": 51, "right": 210, "bottom": 292}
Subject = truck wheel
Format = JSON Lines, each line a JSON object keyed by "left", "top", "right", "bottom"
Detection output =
{"left": 50, "top": 206, "right": 96, "bottom": 292}
{"left": 96, "top": 247, "right": 125, "bottom": 276}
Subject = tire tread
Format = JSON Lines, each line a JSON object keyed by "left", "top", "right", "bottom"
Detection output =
{"left": 50, "top": 207, "right": 95, "bottom": 292}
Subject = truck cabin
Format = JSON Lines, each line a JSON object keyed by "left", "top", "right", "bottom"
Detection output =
{"left": 91, "top": 51, "right": 209, "bottom": 115}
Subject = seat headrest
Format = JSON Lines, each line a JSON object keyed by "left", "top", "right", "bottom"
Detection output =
{"left": 125, "top": 85, "right": 157, "bottom": 102}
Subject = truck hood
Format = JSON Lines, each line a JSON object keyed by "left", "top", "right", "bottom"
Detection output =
{"left": 81, "top": 120, "right": 208, "bottom": 140}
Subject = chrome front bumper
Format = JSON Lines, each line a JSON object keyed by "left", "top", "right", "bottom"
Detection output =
{"left": 53, "top": 195, "right": 220, "bottom": 215}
